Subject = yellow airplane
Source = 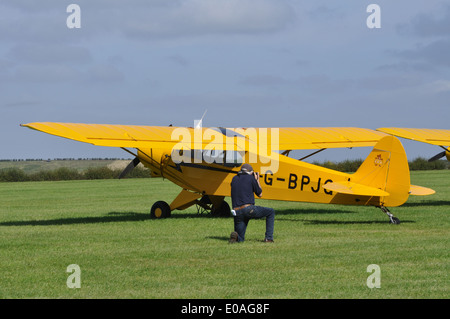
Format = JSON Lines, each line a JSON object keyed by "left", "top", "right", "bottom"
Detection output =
{"left": 377, "top": 128, "right": 450, "bottom": 162}
{"left": 21, "top": 122, "right": 437, "bottom": 224}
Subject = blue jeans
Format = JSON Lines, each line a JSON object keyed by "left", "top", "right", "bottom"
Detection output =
{"left": 233, "top": 205, "right": 275, "bottom": 242}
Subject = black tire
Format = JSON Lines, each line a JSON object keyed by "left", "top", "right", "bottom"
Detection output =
{"left": 150, "top": 201, "right": 171, "bottom": 219}
{"left": 211, "top": 200, "right": 231, "bottom": 218}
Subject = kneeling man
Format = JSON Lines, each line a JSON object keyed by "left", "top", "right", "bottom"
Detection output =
{"left": 229, "top": 164, "right": 275, "bottom": 243}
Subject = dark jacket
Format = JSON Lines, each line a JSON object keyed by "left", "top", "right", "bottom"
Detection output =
{"left": 230, "top": 173, "right": 262, "bottom": 208}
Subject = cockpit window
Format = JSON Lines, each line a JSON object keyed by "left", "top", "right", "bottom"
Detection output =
{"left": 214, "top": 127, "right": 246, "bottom": 139}
{"left": 171, "top": 149, "right": 243, "bottom": 167}
{"left": 203, "top": 149, "right": 243, "bottom": 167}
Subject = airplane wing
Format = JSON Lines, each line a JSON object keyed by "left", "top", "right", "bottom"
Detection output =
{"left": 377, "top": 127, "right": 450, "bottom": 162}
{"left": 376, "top": 128, "right": 450, "bottom": 146}
{"left": 20, "top": 122, "right": 236, "bottom": 150}
{"left": 21, "top": 122, "right": 387, "bottom": 151}
{"left": 21, "top": 122, "right": 177, "bottom": 148}
{"left": 274, "top": 127, "right": 386, "bottom": 150}
{"left": 220, "top": 127, "right": 386, "bottom": 150}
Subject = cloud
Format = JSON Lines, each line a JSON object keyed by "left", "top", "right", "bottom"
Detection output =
{"left": 3, "top": 100, "right": 40, "bottom": 108}
{"left": 421, "top": 79, "right": 450, "bottom": 94}
{"left": 397, "top": 4, "right": 450, "bottom": 37}
{"left": 306, "top": 5, "right": 346, "bottom": 20}
{"left": 0, "top": 43, "right": 124, "bottom": 83}
{"left": 240, "top": 74, "right": 290, "bottom": 86}
{"left": 1, "top": 0, "right": 66, "bottom": 12}
{"left": 375, "top": 61, "right": 434, "bottom": 73}
{"left": 1, "top": 64, "right": 81, "bottom": 83}
{"left": 391, "top": 39, "right": 450, "bottom": 68}
{"left": 88, "top": 64, "right": 125, "bottom": 82}
{"left": 7, "top": 44, "right": 92, "bottom": 65}
{"left": 122, "top": 0, "right": 296, "bottom": 38}
{"left": 0, "top": 2, "right": 87, "bottom": 44}
{"left": 385, "top": 5, "right": 450, "bottom": 75}
{"left": 296, "top": 74, "right": 354, "bottom": 95}
{"left": 167, "top": 55, "right": 189, "bottom": 67}
{"left": 357, "top": 74, "right": 423, "bottom": 91}
{"left": 0, "top": 0, "right": 295, "bottom": 44}
{"left": 0, "top": 61, "right": 124, "bottom": 84}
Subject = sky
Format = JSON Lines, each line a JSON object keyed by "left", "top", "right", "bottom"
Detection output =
{"left": 1, "top": 0, "right": 449, "bottom": 162}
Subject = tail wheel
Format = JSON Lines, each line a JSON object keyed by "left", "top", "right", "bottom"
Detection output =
{"left": 151, "top": 201, "right": 171, "bottom": 219}
{"left": 379, "top": 206, "right": 400, "bottom": 225}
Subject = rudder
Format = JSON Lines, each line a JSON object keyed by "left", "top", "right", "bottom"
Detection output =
{"left": 353, "top": 135, "right": 410, "bottom": 207}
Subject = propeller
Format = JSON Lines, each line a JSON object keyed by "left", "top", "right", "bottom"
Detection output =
{"left": 119, "top": 157, "right": 141, "bottom": 179}
{"left": 428, "top": 146, "right": 449, "bottom": 162}
{"left": 428, "top": 151, "right": 447, "bottom": 162}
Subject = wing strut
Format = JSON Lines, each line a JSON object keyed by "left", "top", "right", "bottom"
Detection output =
{"left": 298, "top": 148, "right": 326, "bottom": 161}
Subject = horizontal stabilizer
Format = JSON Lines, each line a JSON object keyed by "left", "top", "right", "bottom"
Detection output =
{"left": 409, "top": 185, "right": 436, "bottom": 196}
{"left": 323, "top": 181, "right": 390, "bottom": 197}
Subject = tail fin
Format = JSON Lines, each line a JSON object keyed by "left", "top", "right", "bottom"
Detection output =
{"left": 352, "top": 135, "right": 410, "bottom": 207}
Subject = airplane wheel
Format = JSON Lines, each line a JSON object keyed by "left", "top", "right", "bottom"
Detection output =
{"left": 151, "top": 201, "right": 171, "bottom": 219}
{"left": 211, "top": 200, "right": 231, "bottom": 218}
{"left": 390, "top": 217, "right": 400, "bottom": 225}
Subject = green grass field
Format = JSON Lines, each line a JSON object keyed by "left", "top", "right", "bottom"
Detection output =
{"left": 0, "top": 171, "right": 448, "bottom": 299}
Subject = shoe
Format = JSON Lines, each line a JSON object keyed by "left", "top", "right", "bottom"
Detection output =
{"left": 229, "top": 232, "right": 238, "bottom": 244}
{"left": 263, "top": 238, "right": 274, "bottom": 243}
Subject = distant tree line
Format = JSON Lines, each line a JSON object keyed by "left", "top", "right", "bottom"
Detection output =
{"left": 0, "top": 157, "right": 447, "bottom": 182}
{"left": 0, "top": 158, "right": 130, "bottom": 162}
{"left": 0, "top": 166, "right": 150, "bottom": 182}
{"left": 312, "top": 157, "right": 448, "bottom": 172}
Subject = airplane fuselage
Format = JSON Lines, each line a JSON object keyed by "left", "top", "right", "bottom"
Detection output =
{"left": 137, "top": 147, "right": 394, "bottom": 208}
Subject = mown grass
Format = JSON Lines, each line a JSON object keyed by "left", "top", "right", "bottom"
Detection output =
{"left": 0, "top": 171, "right": 448, "bottom": 299}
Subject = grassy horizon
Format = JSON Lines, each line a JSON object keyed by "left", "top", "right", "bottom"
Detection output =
{"left": 0, "top": 171, "right": 448, "bottom": 298}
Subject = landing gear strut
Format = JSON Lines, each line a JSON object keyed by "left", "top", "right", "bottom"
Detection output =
{"left": 149, "top": 192, "right": 231, "bottom": 219}
{"left": 196, "top": 196, "right": 231, "bottom": 217}
{"left": 379, "top": 206, "right": 400, "bottom": 224}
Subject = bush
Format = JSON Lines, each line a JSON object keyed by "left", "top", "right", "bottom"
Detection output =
{"left": 0, "top": 158, "right": 446, "bottom": 183}
{"left": 83, "top": 167, "right": 117, "bottom": 180}
{"left": 409, "top": 157, "right": 447, "bottom": 170}
{"left": 125, "top": 166, "right": 152, "bottom": 178}
{"left": 311, "top": 159, "right": 363, "bottom": 172}
{"left": 336, "top": 159, "right": 364, "bottom": 172}
{"left": 0, "top": 168, "right": 28, "bottom": 182}
{"left": 312, "top": 158, "right": 448, "bottom": 172}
